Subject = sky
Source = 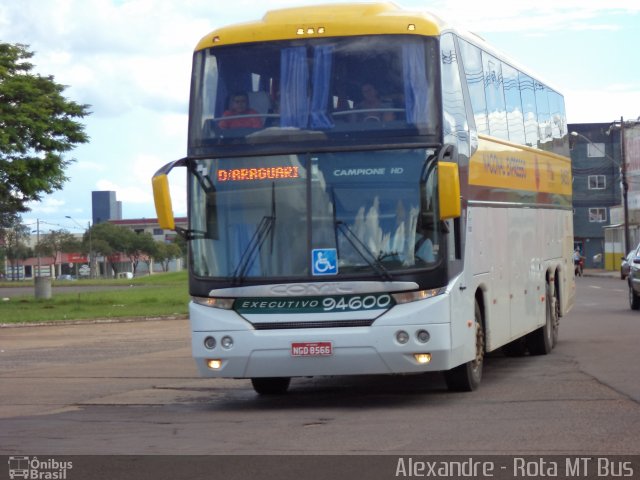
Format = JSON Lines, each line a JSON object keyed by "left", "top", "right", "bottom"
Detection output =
{"left": 1, "top": 0, "right": 639, "bottom": 233}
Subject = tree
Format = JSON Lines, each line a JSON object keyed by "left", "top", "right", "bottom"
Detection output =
{"left": 36, "top": 229, "right": 81, "bottom": 277}
{"left": 1, "top": 219, "right": 31, "bottom": 280}
{"left": 88, "top": 223, "right": 159, "bottom": 277}
{"left": 122, "top": 230, "right": 156, "bottom": 276}
{"left": 89, "top": 222, "right": 127, "bottom": 277}
{"left": 0, "top": 43, "right": 90, "bottom": 219}
{"left": 152, "top": 241, "right": 183, "bottom": 272}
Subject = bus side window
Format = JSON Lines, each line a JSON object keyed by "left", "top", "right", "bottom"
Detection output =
{"left": 458, "top": 38, "right": 489, "bottom": 136}
{"left": 440, "top": 33, "right": 470, "bottom": 160}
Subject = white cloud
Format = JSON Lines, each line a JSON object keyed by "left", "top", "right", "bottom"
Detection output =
{"left": 427, "top": 0, "right": 640, "bottom": 32}
{"left": 71, "top": 161, "right": 107, "bottom": 173}
{"left": 94, "top": 151, "right": 187, "bottom": 216}
{"left": 160, "top": 113, "right": 189, "bottom": 139}
{"left": 1, "top": 0, "right": 204, "bottom": 118}
{"left": 25, "top": 198, "right": 67, "bottom": 215}
{"left": 566, "top": 86, "right": 640, "bottom": 124}
{"left": 95, "top": 179, "right": 152, "bottom": 205}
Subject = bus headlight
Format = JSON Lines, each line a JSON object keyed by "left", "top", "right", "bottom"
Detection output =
{"left": 192, "top": 296, "right": 235, "bottom": 310}
{"left": 392, "top": 288, "right": 446, "bottom": 304}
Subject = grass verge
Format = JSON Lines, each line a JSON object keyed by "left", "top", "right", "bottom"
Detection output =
{"left": 0, "top": 271, "right": 190, "bottom": 324}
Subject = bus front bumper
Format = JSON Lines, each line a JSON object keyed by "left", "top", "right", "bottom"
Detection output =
{"left": 189, "top": 301, "right": 465, "bottom": 379}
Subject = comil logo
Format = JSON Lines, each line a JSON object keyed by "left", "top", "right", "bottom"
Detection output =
{"left": 8, "top": 457, "right": 73, "bottom": 479}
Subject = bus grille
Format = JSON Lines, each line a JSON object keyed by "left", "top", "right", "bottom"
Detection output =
{"left": 252, "top": 319, "right": 374, "bottom": 330}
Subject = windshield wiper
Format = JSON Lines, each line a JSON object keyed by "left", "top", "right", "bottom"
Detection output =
{"left": 231, "top": 183, "right": 276, "bottom": 285}
{"left": 335, "top": 220, "right": 393, "bottom": 281}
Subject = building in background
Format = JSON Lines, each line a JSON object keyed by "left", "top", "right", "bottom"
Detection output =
{"left": 570, "top": 123, "right": 622, "bottom": 269}
{"left": 570, "top": 120, "right": 640, "bottom": 270}
{"left": 92, "top": 191, "right": 122, "bottom": 225}
{"left": 109, "top": 218, "right": 186, "bottom": 243}
{"left": 603, "top": 121, "right": 640, "bottom": 269}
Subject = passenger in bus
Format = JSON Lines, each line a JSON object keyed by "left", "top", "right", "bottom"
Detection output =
{"left": 219, "top": 92, "right": 263, "bottom": 129}
{"left": 356, "top": 83, "right": 395, "bottom": 122}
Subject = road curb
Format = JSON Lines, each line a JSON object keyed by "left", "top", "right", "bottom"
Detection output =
{"left": 0, "top": 315, "right": 188, "bottom": 328}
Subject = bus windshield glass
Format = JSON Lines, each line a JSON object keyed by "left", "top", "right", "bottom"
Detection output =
{"left": 189, "top": 149, "right": 443, "bottom": 280}
{"left": 189, "top": 35, "right": 439, "bottom": 152}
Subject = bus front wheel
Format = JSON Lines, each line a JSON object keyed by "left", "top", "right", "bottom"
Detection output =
{"left": 444, "top": 301, "right": 484, "bottom": 392}
{"left": 251, "top": 377, "right": 291, "bottom": 395}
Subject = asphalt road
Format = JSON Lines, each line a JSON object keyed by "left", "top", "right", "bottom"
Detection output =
{"left": 0, "top": 275, "right": 639, "bottom": 458}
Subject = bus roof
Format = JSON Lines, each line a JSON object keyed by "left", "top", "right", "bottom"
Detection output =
{"left": 195, "top": 2, "right": 444, "bottom": 50}
{"left": 194, "top": 2, "right": 562, "bottom": 95}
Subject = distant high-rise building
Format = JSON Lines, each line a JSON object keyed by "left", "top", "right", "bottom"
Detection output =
{"left": 92, "top": 191, "right": 122, "bottom": 225}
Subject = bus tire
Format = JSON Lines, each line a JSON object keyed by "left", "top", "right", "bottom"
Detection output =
{"left": 251, "top": 377, "right": 291, "bottom": 395}
{"left": 444, "top": 302, "right": 484, "bottom": 392}
{"left": 527, "top": 282, "right": 557, "bottom": 355}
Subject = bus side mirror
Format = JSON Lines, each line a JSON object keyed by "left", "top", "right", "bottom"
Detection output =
{"left": 438, "top": 161, "right": 461, "bottom": 220}
{"left": 151, "top": 158, "right": 187, "bottom": 231}
{"left": 152, "top": 173, "right": 175, "bottom": 230}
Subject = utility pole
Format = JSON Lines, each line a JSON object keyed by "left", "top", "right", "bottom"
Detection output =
{"left": 66, "top": 215, "right": 94, "bottom": 279}
{"left": 621, "top": 116, "right": 631, "bottom": 253}
{"left": 36, "top": 218, "right": 41, "bottom": 277}
{"left": 34, "top": 218, "right": 52, "bottom": 299}
{"left": 88, "top": 221, "right": 94, "bottom": 279}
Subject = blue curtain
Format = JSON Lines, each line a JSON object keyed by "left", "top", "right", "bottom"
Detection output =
{"left": 310, "top": 45, "right": 334, "bottom": 129}
{"left": 402, "top": 40, "right": 429, "bottom": 126}
{"left": 280, "top": 47, "right": 309, "bottom": 128}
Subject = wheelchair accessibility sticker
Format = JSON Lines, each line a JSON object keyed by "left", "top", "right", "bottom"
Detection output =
{"left": 312, "top": 248, "right": 338, "bottom": 276}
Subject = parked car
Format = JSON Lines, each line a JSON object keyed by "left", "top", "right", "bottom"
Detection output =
{"left": 627, "top": 244, "right": 640, "bottom": 309}
{"left": 621, "top": 250, "right": 636, "bottom": 280}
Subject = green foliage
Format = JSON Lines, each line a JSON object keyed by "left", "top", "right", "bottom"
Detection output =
{"left": 153, "top": 241, "right": 183, "bottom": 272}
{"left": 36, "top": 229, "right": 81, "bottom": 258}
{"left": 123, "top": 230, "right": 156, "bottom": 275}
{"left": 88, "top": 223, "right": 160, "bottom": 275}
{"left": 1, "top": 219, "right": 31, "bottom": 280}
{"left": 89, "top": 222, "right": 127, "bottom": 253}
{"left": 0, "top": 271, "right": 189, "bottom": 323}
{"left": 0, "top": 43, "right": 90, "bottom": 217}
{"left": 87, "top": 222, "right": 127, "bottom": 274}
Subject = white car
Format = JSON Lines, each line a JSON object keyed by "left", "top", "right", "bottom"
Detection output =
{"left": 622, "top": 245, "right": 640, "bottom": 280}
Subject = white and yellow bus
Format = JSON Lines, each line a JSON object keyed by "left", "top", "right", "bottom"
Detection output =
{"left": 152, "top": 2, "right": 575, "bottom": 394}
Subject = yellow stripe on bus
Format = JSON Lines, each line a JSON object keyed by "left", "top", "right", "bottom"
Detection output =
{"left": 469, "top": 136, "right": 572, "bottom": 196}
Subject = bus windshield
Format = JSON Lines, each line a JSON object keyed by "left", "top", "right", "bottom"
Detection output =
{"left": 189, "top": 149, "right": 443, "bottom": 281}
{"left": 189, "top": 35, "right": 439, "bottom": 153}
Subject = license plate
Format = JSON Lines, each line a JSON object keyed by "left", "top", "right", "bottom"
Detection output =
{"left": 291, "top": 341, "right": 333, "bottom": 357}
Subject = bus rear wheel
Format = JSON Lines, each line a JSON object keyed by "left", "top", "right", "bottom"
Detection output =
{"left": 444, "top": 301, "right": 484, "bottom": 392}
{"left": 251, "top": 377, "right": 291, "bottom": 395}
{"left": 527, "top": 282, "right": 558, "bottom": 355}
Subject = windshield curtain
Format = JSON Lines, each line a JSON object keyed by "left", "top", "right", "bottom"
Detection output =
{"left": 189, "top": 35, "right": 439, "bottom": 150}
{"left": 189, "top": 150, "right": 443, "bottom": 280}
